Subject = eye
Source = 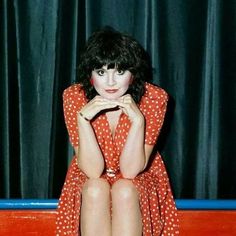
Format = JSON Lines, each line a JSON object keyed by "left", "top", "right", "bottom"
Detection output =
{"left": 96, "top": 69, "right": 105, "bottom": 76}
{"left": 117, "top": 69, "right": 125, "bottom": 75}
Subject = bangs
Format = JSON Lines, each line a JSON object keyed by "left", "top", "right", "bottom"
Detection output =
{"left": 88, "top": 39, "right": 134, "bottom": 71}
{"left": 91, "top": 57, "right": 133, "bottom": 71}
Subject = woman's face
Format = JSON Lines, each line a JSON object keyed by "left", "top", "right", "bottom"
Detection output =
{"left": 91, "top": 65, "right": 133, "bottom": 100}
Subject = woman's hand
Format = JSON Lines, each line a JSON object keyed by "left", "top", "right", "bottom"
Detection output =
{"left": 79, "top": 95, "right": 118, "bottom": 121}
{"left": 116, "top": 94, "right": 144, "bottom": 124}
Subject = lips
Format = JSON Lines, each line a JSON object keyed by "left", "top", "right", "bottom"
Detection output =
{"left": 105, "top": 89, "right": 119, "bottom": 93}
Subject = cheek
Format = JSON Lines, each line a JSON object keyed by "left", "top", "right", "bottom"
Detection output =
{"left": 90, "top": 78, "right": 94, "bottom": 86}
{"left": 121, "top": 76, "right": 133, "bottom": 87}
{"left": 91, "top": 76, "right": 104, "bottom": 90}
{"left": 91, "top": 76, "right": 99, "bottom": 85}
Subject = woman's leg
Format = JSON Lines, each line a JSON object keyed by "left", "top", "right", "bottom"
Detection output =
{"left": 111, "top": 179, "right": 142, "bottom": 236}
{"left": 80, "top": 178, "right": 111, "bottom": 236}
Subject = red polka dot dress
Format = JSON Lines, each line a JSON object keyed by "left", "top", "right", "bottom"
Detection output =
{"left": 56, "top": 83, "right": 179, "bottom": 235}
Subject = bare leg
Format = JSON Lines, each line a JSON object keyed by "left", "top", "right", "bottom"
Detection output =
{"left": 80, "top": 178, "right": 111, "bottom": 236}
{"left": 111, "top": 179, "right": 142, "bottom": 236}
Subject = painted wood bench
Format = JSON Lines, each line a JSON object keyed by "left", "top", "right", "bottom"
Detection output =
{"left": 0, "top": 200, "right": 236, "bottom": 235}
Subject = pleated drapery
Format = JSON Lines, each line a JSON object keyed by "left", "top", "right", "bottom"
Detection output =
{"left": 0, "top": 0, "right": 236, "bottom": 199}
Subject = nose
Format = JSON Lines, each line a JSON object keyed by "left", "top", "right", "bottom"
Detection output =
{"left": 107, "top": 71, "right": 116, "bottom": 86}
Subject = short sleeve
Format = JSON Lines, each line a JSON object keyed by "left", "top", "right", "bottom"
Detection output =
{"left": 63, "top": 84, "right": 86, "bottom": 148}
{"left": 140, "top": 84, "right": 168, "bottom": 145}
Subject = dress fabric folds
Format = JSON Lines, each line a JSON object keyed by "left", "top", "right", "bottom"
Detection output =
{"left": 56, "top": 83, "right": 179, "bottom": 235}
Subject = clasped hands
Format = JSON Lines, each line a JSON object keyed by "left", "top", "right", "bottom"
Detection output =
{"left": 79, "top": 94, "right": 144, "bottom": 124}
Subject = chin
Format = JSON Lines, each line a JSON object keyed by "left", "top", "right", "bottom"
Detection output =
{"left": 103, "top": 95, "right": 120, "bottom": 100}
{"left": 101, "top": 92, "right": 125, "bottom": 100}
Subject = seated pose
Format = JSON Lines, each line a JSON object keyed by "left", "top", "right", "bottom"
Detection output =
{"left": 56, "top": 28, "right": 179, "bottom": 236}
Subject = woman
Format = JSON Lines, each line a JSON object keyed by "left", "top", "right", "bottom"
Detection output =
{"left": 56, "top": 28, "right": 179, "bottom": 235}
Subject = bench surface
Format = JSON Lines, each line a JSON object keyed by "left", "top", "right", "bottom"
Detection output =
{"left": 0, "top": 210, "right": 236, "bottom": 235}
{"left": 0, "top": 200, "right": 236, "bottom": 235}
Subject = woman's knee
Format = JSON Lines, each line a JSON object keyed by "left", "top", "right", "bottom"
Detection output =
{"left": 82, "top": 178, "right": 110, "bottom": 201}
{"left": 111, "top": 179, "right": 139, "bottom": 203}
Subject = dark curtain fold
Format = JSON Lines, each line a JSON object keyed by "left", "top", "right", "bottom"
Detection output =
{"left": 0, "top": 0, "right": 235, "bottom": 199}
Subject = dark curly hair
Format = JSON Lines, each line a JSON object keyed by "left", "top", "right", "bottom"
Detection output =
{"left": 77, "top": 27, "right": 152, "bottom": 103}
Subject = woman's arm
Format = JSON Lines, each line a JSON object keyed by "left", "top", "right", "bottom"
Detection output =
{"left": 75, "top": 116, "right": 105, "bottom": 178}
{"left": 119, "top": 119, "right": 154, "bottom": 179}
{"left": 115, "top": 95, "right": 154, "bottom": 178}
{"left": 75, "top": 96, "right": 119, "bottom": 178}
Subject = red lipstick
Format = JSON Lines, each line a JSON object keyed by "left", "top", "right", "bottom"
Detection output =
{"left": 105, "top": 89, "right": 119, "bottom": 93}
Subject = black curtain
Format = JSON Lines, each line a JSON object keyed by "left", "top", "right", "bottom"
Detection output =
{"left": 1, "top": 0, "right": 236, "bottom": 199}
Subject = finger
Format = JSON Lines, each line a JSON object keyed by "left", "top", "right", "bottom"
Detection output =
{"left": 96, "top": 103, "right": 119, "bottom": 111}
{"left": 118, "top": 96, "right": 133, "bottom": 105}
{"left": 124, "top": 95, "right": 134, "bottom": 102}
{"left": 92, "top": 99, "right": 118, "bottom": 106}
{"left": 116, "top": 102, "right": 133, "bottom": 114}
{"left": 119, "top": 106, "right": 129, "bottom": 115}
{"left": 92, "top": 96, "right": 108, "bottom": 103}
{"left": 121, "top": 94, "right": 133, "bottom": 100}
{"left": 118, "top": 94, "right": 129, "bottom": 102}
{"left": 111, "top": 101, "right": 127, "bottom": 108}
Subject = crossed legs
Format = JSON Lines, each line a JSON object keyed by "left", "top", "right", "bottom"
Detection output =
{"left": 80, "top": 178, "right": 142, "bottom": 236}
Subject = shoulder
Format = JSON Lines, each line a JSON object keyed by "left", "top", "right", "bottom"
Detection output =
{"left": 63, "top": 83, "right": 86, "bottom": 101}
{"left": 63, "top": 83, "right": 87, "bottom": 107}
{"left": 63, "top": 83, "right": 84, "bottom": 98}
{"left": 141, "top": 82, "right": 168, "bottom": 104}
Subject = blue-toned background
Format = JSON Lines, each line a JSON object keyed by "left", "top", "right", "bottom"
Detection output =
{"left": 0, "top": 0, "right": 236, "bottom": 199}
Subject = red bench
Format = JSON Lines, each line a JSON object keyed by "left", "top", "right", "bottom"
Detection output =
{"left": 0, "top": 200, "right": 236, "bottom": 235}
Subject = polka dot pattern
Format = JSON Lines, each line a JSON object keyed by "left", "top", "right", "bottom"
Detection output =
{"left": 56, "top": 83, "right": 179, "bottom": 235}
